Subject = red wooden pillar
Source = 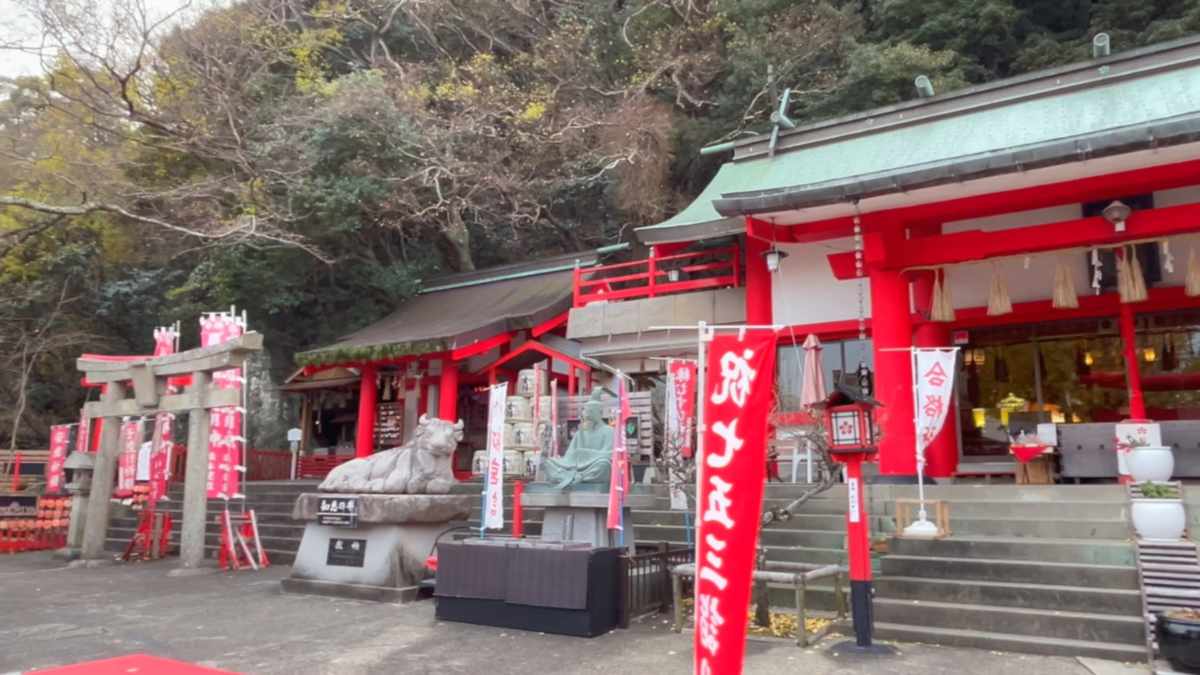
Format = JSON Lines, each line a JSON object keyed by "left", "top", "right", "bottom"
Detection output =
{"left": 745, "top": 236, "right": 773, "bottom": 325}
{"left": 1119, "top": 302, "right": 1147, "bottom": 420}
{"left": 912, "top": 271, "right": 959, "bottom": 478}
{"left": 568, "top": 367, "right": 577, "bottom": 396}
{"left": 355, "top": 366, "right": 378, "bottom": 458}
{"left": 439, "top": 359, "right": 460, "bottom": 421}
{"left": 870, "top": 262, "right": 916, "bottom": 475}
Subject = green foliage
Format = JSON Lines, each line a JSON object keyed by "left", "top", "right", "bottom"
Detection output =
{"left": 5, "top": 0, "right": 1200, "bottom": 446}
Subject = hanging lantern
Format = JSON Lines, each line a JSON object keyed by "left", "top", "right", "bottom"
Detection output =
{"left": 1075, "top": 346, "right": 1090, "bottom": 377}
{"left": 987, "top": 266, "right": 1012, "bottom": 316}
{"left": 1143, "top": 345, "right": 1158, "bottom": 363}
{"left": 1052, "top": 257, "right": 1078, "bottom": 309}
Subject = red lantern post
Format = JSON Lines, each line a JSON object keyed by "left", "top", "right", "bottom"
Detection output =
{"left": 822, "top": 393, "right": 890, "bottom": 652}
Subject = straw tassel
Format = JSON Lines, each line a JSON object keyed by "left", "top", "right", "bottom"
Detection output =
{"left": 987, "top": 266, "right": 1012, "bottom": 316}
{"left": 1051, "top": 257, "right": 1078, "bottom": 309}
{"left": 931, "top": 268, "right": 955, "bottom": 322}
{"left": 1187, "top": 248, "right": 1200, "bottom": 297}
{"left": 1116, "top": 248, "right": 1136, "bottom": 303}
{"left": 1129, "top": 247, "right": 1148, "bottom": 302}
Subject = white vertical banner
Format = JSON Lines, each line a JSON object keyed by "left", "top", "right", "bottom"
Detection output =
{"left": 481, "top": 382, "right": 508, "bottom": 532}
{"left": 914, "top": 349, "right": 958, "bottom": 455}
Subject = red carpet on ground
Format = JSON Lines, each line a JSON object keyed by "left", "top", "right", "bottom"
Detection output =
{"left": 31, "top": 654, "right": 239, "bottom": 674}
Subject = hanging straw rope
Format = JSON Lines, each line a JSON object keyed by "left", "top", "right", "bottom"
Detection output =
{"left": 1051, "top": 256, "right": 1079, "bottom": 309}
{"left": 931, "top": 268, "right": 955, "bottom": 322}
{"left": 1130, "top": 246, "right": 1148, "bottom": 302}
{"left": 987, "top": 265, "right": 1012, "bottom": 316}
{"left": 1187, "top": 248, "right": 1200, "bottom": 297}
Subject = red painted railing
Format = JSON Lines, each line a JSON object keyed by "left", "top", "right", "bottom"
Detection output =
{"left": 245, "top": 449, "right": 292, "bottom": 481}
{"left": 573, "top": 245, "right": 740, "bottom": 307}
{"left": 297, "top": 455, "right": 356, "bottom": 479}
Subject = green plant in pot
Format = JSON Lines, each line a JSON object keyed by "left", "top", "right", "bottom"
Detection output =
{"left": 1131, "top": 481, "right": 1185, "bottom": 541}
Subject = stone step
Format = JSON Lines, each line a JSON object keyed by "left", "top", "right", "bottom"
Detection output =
{"left": 871, "top": 622, "right": 1148, "bottom": 661}
{"left": 635, "top": 524, "right": 845, "bottom": 550}
{"left": 881, "top": 555, "right": 1138, "bottom": 588}
{"left": 630, "top": 510, "right": 859, "bottom": 532}
{"left": 874, "top": 597, "right": 1145, "bottom": 645}
{"left": 887, "top": 536, "right": 1136, "bottom": 567}
{"left": 876, "top": 576, "right": 1143, "bottom": 616}
{"left": 939, "top": 517, "right": 1130, "bottom": 539}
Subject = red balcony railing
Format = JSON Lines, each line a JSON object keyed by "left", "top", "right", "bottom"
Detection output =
{"left": 573, "top": 245, "right": 740, "bottom": 307}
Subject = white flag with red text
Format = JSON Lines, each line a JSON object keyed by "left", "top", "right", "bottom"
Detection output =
{"left": 915, "top": 349, "right": 957, "bottom": 455}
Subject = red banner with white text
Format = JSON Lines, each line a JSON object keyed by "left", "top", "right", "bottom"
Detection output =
{"left": 201, "top": 313, "right": 245, "bottom": 500}
{"left": 117, "top": 419, "right": 142, "bottom": 498}
{"left": 45, "top": 424, "right": 71, "bottom": 494}
{"left": 694, "top": 331, "right": 776, "bottom": 675}
{"left": 667, "top": 359, "right": 697, "bottom": 458}
{"left": 149, "top": 327, "right": 178, "bottom": 503}
{"left": 75, "top": 410, "right": 91, "bottom": 454}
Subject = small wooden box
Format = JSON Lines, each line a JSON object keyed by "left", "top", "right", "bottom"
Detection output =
{"left": 895, "top": 498, "right": 951, "bottom": 538}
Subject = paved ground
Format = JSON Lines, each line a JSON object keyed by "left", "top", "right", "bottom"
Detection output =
{"left": 0, "top": 552, "right": 1150, "bottom": 674}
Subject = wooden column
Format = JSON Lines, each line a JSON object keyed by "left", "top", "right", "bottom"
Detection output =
{"left": 81, "top": 382, "right": 125, "bottom": 560}
{"left": 439, "top": 359, "right": 460, "bottom": 421}
{"left": 745, "top": 236, "right": 774, "bottom": 325}
{"left": 355, "top": 366, "right": 378, "bottom": 458}
{"left": 179, "top": 371, "right": 212, "bottom": 568}
{"left": 870, "top": 261, "right": 916, "bottom": 476}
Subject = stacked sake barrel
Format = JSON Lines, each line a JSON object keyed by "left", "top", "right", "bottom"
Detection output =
{"left": 504, "top": 369, "right": 554, "bottom": 479}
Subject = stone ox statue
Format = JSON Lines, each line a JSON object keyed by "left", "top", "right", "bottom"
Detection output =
{"left": 319, "top": 415, "right": 462, "bottom": 494}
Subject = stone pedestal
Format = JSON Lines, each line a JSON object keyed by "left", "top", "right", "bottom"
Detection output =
{"left": 282, "top": 493, "right": 472, "bottom": 602}
{"left": 521, "top": 487, "right": 656, "bottom": 553}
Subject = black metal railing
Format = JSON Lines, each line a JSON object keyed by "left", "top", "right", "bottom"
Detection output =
{"left": 617, "top": 542, "right": 695, "bottom": 628}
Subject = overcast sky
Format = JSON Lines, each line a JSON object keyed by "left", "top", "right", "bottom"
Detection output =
{"left": 0, "top": 0, "right": 200, "bottom": 78}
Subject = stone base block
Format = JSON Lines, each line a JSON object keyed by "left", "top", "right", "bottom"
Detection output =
{"left": 281, "top": 577, "right": 419, "bottom": 603}
{"left": 290, "top": 521, "right": 452, "bottom": 590}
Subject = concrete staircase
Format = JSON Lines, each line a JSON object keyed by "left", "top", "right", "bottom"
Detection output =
{"left": 105, "top": 481, "right": 315, "bottom": 564}
{"left": 870, "top": 484, "right": 1147, "bottom": 661}
{"left": 101, "top": 479, "right": 1147, "bottom": 661}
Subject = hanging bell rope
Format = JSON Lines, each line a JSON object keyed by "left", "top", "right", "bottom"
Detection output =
{"left": 987, "top": 265, "right": 1012, "bottom": 316}
{"left": 1052, "top": 256, "right": 1079, "bottom": 309}
{"left": 931, "top": 268, "right": 956, "bottom": 322}
{"left": 1187, "top": 247, "right": 1200, "bottom": 297}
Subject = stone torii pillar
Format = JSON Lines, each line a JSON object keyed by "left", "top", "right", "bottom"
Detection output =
{"left": 76, "top": 333, "right": 263, "bottom": 569}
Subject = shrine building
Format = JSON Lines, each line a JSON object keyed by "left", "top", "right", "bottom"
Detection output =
{"left": 568, "top": 34, "right": 1200, "bottom": 481}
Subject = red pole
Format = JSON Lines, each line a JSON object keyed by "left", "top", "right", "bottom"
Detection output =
{"left": 1119, "top": 302, "right": 1147, "bottom": 420}
{"left": 355, "top": 366, "right": 378, "bottom": 458}
{"left": 11, "top": 452, "right": 21, "bottom": 491}
{"left": 843, "top": 454, "right": 875, "bottom": 647}
{"left": 512, "top": 480, "right": 524, "bottom": 538}
{"left": 568, "top": 368, "right": 577, "bottom": 396}
{"left": 438, "top": 359, "right": 460, "bottom": 421}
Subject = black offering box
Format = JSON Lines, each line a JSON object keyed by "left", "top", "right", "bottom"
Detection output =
{"left": 434, "top": 538, "right": 619, "bottom": 637}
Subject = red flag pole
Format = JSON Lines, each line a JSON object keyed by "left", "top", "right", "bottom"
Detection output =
{"left": 512, "top": 480, "right": 524, "bottom": 538}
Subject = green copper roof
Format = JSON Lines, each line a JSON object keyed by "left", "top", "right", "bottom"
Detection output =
{"left": 636, "top": 35, "right": 1200, "bottom": 242}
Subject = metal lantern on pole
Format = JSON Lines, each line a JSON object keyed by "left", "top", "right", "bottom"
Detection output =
{"left": 819, "top": 386, "right": 888, "bottom": 653}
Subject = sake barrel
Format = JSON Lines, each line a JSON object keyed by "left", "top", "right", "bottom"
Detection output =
{"left": 505, "top": 396, "right": 532, "bottom": 421}
{"left": 533, "top": 396, "right": 554, "bottom": 421}
{"left": 509, "top": 421, "right": 537, "bottom": 448}
{"left": 515, "top": 369, "right": 542, "bottom": 397}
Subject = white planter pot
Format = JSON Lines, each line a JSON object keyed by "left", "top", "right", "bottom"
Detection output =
{"left": 1129, "top": 446, "right": 1175, "bottom": 482}
{"left": 1131, "top": 499, "right": 1186, "bottom": 541}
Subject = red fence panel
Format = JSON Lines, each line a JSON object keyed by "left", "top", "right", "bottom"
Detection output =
{"left": 574, "top": 245, "right": 740, "bottom": 307}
